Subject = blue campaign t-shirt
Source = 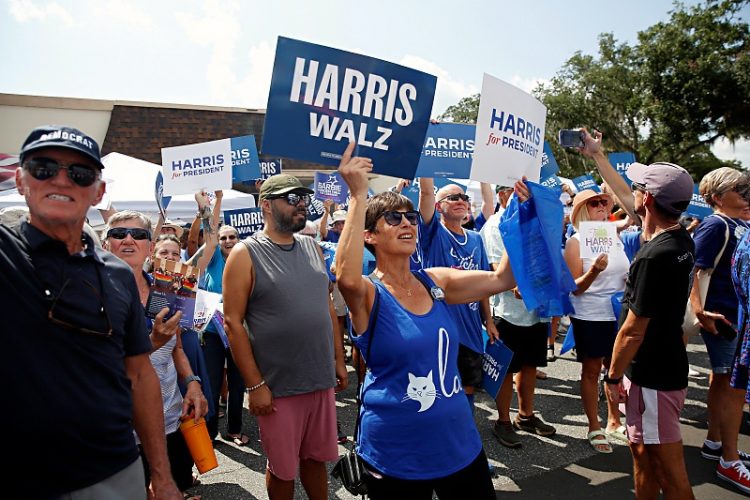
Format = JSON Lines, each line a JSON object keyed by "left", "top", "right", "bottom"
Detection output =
{"left": 418, "top": 212, "right": 490, "bottom": 353}
{"left": 694, "top": 214, "right": 750, "bottom": 319}
{"left": 621, "top": 229, "right": 643, "bottom": 263}
{"left": 323, "top": 230, "right": 341, "bottom": 243}
{"left": 352, "top": 271, "right": 482, "bottom": 480}
{"left": 201, "top": 249, "right": 226, "bottom": 334}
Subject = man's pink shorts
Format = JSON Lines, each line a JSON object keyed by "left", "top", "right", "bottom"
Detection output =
{"left": 625, "top": 377, "right": 686, "bottom": 445}
{"left": 257, "top": 388, "right": 338, "bottom": 481}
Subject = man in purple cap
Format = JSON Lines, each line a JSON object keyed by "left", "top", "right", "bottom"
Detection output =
{"left": 604, "top": 161, "right": 696, "bottom": 498}
{"left": 1, "top": 126, "right": 181, "bottom": 499}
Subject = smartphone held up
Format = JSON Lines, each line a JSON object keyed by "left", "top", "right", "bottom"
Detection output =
{"left": 558, "top": 129, "right": 585, "bottom": 148}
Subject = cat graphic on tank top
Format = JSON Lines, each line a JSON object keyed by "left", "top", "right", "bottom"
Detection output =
{"left": 402, "top": 371, "right": 439, "bottom": 412}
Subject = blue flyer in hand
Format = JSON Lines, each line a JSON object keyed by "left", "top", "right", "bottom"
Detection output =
{"left": 482, "top": 337, "right": 514, "bottom": 400}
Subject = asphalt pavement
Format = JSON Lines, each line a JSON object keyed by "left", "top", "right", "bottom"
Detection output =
{"left": 189, "top": 334, "right": 750, "bottom": 499}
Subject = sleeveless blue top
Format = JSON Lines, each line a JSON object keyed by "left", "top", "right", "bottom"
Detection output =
{"left": 352, "top": 270, "right": 482, "bottom": 479}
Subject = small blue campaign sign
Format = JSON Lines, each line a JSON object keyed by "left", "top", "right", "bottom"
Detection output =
{"left": 539, "top": 174, "right": 562, "bottom": 191}
{"left": 306, "top": 186, "right": 327, "bottom": 221}
{"left": 415, "top": 122, "right": 475, "bottom": 179}
{"left": 539, "top": 141, "right": 560, "bottom": 181}
{"left": 230, "top": 135, "right": 261, "bottom": 182}
{"left": 314, "top": 171, "right": 349, "bottom": 204}
{"left": 155, "top": 171, "right": 172, "bottom": 217}
{"left": 224, "top": 207, "right": 264, "bottom": 239}
{"left": 573, "top": 174, "right": 600, "bottom": 193}
{"left": 686, "top": 184, "right": 712, "bottom": 219}
{"left": 262, "top": 37, "right": 437, "bottom": 180}
{"left": 482, "top": 337, "right": 514, "bottom": 400}
{"left": 608, "top": 152, "right": 636, "bottom": 186}
{"left": 259, "top": 156, "right": 282, "bottom": 180}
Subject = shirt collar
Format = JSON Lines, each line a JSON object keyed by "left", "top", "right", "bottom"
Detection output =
{"left": 19, "top": 220, "right": 102, "bottom": 263}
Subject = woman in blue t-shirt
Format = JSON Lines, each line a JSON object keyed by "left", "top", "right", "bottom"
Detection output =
{"left": 334, "top": 143, "right": 521, "bottom": 499}
{"left": 691, "top": 167, "right": 750, "bottom": 463}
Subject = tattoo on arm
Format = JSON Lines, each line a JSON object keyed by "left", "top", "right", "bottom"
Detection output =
{"left": 187, "top": 247, "right": 204, "bottom": 266}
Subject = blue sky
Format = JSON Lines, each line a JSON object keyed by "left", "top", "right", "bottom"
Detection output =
{"left": 2, "top": 0, "right": 748, "bottom": 164}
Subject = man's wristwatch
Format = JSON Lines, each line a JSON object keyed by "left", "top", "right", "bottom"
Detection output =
{"left": 184, "top": 375, "right": 202, "bottom": 386}
{"left": 603, "top": 375, "right": 622, "bottom": 385}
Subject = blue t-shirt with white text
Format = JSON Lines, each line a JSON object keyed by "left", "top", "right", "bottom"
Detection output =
{"left": 418, "top": 211, "right": 490, "bottom": 353}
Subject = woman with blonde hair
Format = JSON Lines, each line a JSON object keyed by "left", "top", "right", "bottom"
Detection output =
{"left": 692, "top": 167, "right": 750, "bottom": 482}
{"left": 564, "top": 190, "right": 629, "bottom": 453}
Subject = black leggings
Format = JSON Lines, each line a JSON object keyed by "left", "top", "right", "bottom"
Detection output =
{"left": 363, "top": 449, "right": 495, "bottom": 500}
{"left": 140, "top": 430, "right": 194, "bottom": 491}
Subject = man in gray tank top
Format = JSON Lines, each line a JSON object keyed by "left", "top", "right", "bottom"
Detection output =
{"left": 222, "top": 174, "right": 348, "bottom": 500}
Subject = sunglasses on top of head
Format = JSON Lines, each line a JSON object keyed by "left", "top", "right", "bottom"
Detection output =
{"left": 586, "top": 198, "right": 609, "bottom": 208}
{"left": 267, "top": 192, "right": 311, "bottom": 206}
{"left": 382, "top": 210, "right": 419, "bottom": 226}
{"left": 438, "top": 193, "right": 470, "bottom": 203}
{"left": 24, "top": 157, "right": 100, "bottom": 187}
{"left": 106, "top": 227, "right": 152, "bottom": 241}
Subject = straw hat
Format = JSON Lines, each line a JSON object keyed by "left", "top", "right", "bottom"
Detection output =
{"left": 571, "top": 189, "right": 613, "bottom": 227}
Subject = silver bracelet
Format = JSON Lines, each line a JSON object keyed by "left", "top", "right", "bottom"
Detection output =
{"left": 247, "top": 380, "right": 266, "bottom": 392}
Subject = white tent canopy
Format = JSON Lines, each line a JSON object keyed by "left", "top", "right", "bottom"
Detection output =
{"left": 0, "top": 152, "right": 256, "bottom": 225}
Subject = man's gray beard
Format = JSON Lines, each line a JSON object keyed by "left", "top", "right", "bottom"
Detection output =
{"left": 272, "top": 208, "right": 307, "bottom": 233}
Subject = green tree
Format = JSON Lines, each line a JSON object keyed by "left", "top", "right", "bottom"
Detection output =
{"left": 438, "top": 93, "right": 480, "bottom": 124}
{"left": 439, "top": 0, "right": 750, "bottom": 179}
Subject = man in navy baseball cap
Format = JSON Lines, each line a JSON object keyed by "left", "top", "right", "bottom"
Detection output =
{"left": 6, "top": 125, "right": 183, "bottom": 498}
{"left": 19, "top": 125, "right": 105, "bottom": 169}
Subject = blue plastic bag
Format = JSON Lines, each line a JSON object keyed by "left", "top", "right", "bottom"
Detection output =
{"left": 499, "top": 181, "right": 577, "bottom": 317}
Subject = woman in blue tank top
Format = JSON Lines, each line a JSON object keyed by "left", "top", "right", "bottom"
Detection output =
{"left": 334, "top": 143, "right": 523, "bottom": 499}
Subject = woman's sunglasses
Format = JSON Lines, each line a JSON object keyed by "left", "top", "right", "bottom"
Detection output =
{"left": 106, "top": 227, "right": 152, "bottom": 241}
{"left": 24, "top": 157, "right": 99, "bottom": 187}
{"left": 382, "top": 210, "right": 419, "bottom": 226}
{"left": 586, "top": 198, "right": 609, "bottom": 208}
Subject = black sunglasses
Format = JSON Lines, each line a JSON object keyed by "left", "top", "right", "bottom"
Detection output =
{"left": 47, "top": 278, "right": 113, "bottom": 337}
{"left": 219, "top": 234, "right": 238, "bottom": 241}
{"left": 438, "top": 193, "right": 470, "bottom": 203}
{"left": 382, "top": 210, "right": 419, "bottom": 226}
{"left": 24, "top": 157, "right": 99, "bottom": 187}
{"left": 268, "top": 192, "right": 311, "bottom": 206}
{"left": 586, "top": 198, "right": 609, "bottom": 208}
{"left": 631, "top": 181, "right": 646, "bottom": 193}
{"left": 106, "top": 227, "right": 152, "bottom": 240}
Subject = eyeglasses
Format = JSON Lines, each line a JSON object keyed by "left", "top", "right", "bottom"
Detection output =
{"left": 438, "top": 193, "right": 470, "bottom": 203}
{"left": 631, "top": 181, "right": 646, "bottom": 193}
{"left": 382, "top": 210, "right": 420, "bottom": 226}
{"left": 24, "top": 157, "right": 100, "bottom": 187}
{"left": 106, "top": 227, "right": 152, "bottom": 240}
{"left": 267, "top": 192, "right": 311, "bottom": 206}
{"left": 47, "top": 278, "right": 113, "bottom": 337}
{"left": 586, "top": 198, "right": 609, "bottom": 208}
{"left": 219, "top": 234, "right": 238, "bottom": 241}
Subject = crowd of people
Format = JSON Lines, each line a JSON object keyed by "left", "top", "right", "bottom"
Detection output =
{"left": 4, "top": 123, "right": 750, "bottom": 500}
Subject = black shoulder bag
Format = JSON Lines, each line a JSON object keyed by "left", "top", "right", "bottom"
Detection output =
{"left": 330, "top": 274, "right": 381, "bottom": 497}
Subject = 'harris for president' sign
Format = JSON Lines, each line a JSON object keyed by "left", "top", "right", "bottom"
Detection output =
{"left": 262, "top": 37, "right": 437, "bottom": 180}
{"left": 472, "top": 74, "right": 547, "bottom": 186}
